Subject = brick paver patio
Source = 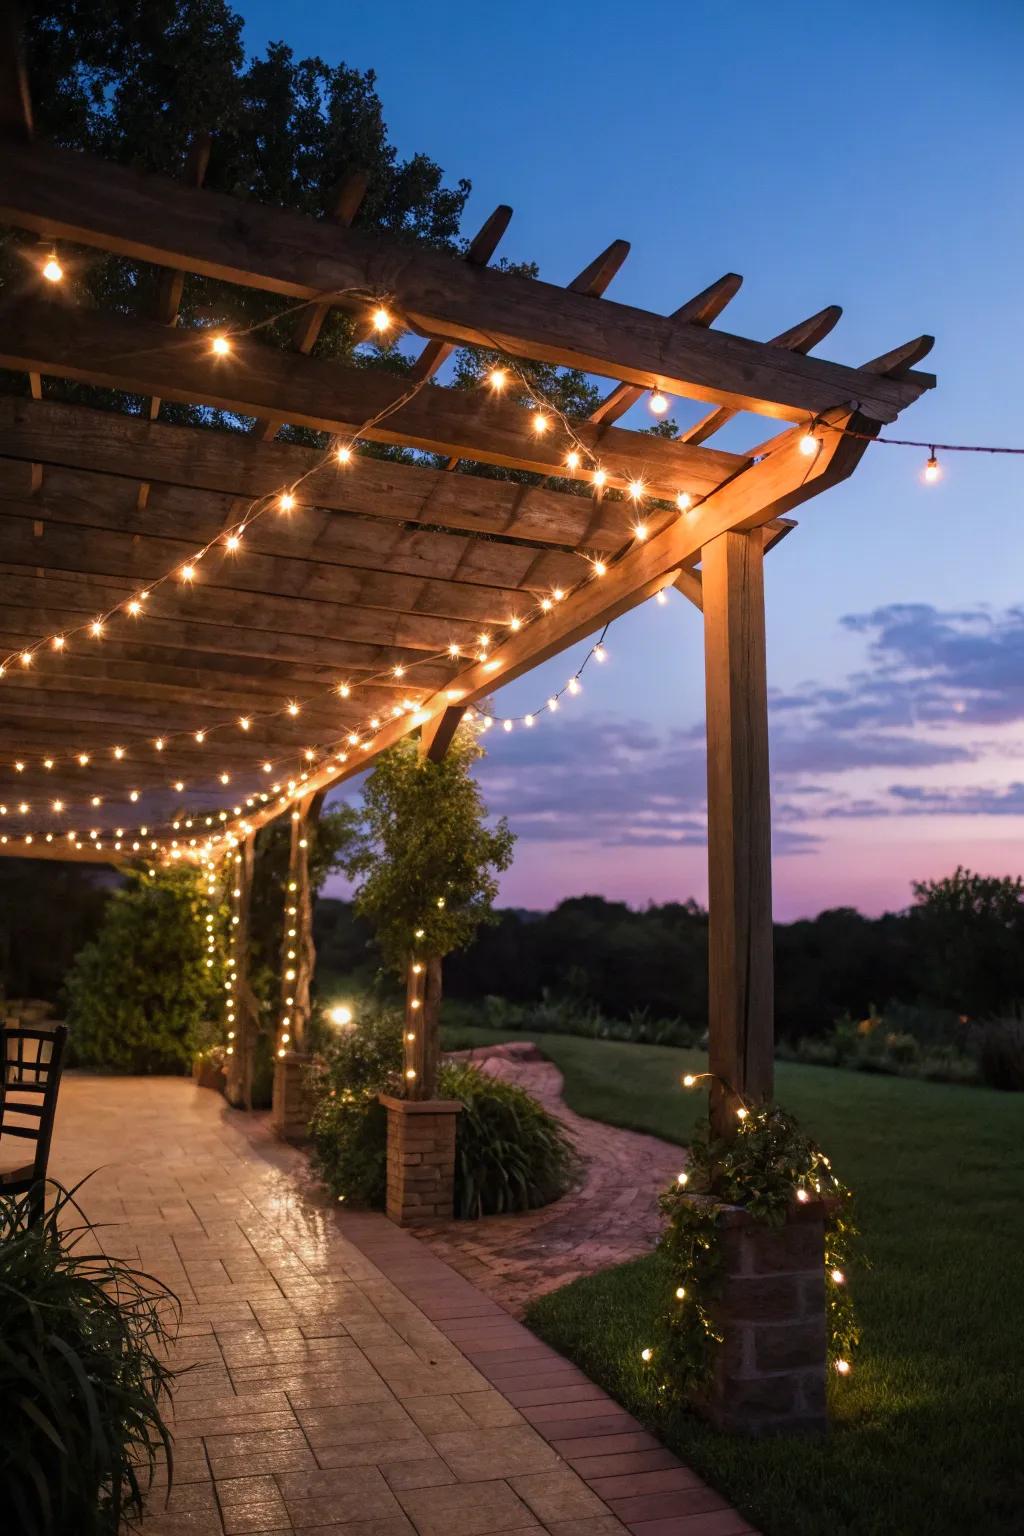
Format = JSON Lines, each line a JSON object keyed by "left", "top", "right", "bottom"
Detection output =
{"left": 42, "top": 1074, "right": 756, "bottom": 1536}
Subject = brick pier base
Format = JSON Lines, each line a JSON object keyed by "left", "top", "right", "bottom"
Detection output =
{"left": 380, "top": 1095, "right": 461, "bottom": 1227}
{"left": 704, "top": 1197, "right": 829, "bottom": 1435}
{"left": 270, "top": 1051, "right": 315, "bottom": 1143}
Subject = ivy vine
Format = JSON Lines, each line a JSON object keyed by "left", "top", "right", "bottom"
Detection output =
{"left": 649, "top": 1103, "right": 859, "bottom": 1402}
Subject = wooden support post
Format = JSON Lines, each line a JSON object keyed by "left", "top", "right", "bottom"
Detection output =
{"left": 702, "top": 530, "right": 774, "bottom": 1136}
{"left": 225, "top": 833, "right": 259, "bottom": 1111}
{"left": 403, "top": 954, "right": 442, "bottom": 1100}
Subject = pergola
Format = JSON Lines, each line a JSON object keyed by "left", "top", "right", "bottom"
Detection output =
{"left": 0, "top": 35, "right": 934, "bottom": 1149}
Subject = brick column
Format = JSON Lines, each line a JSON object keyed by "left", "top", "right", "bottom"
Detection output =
{"left": 704, "top": 1197, "right": 829, "bottom": 1435}
{"left": 270, "top": 1051, "right": 315, "bottom": 1143}
{"left": 380, "top": 1095, "right": 461, "bottom": 1226}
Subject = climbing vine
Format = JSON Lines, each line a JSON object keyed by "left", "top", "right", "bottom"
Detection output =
{"left": 648, "top": 1102, "right": 859, "bottom": 1401}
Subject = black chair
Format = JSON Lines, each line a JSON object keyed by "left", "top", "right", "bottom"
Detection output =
{"left": 0, "top": 1024, "right": 68, "bottom": 1223}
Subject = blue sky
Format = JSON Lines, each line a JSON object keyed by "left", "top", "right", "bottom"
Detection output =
{"left": 242, "top": 0, "right": 1024, "bottom": 917}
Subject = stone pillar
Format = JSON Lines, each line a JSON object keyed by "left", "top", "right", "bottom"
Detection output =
{"left": 704, "top": 1197, "right": 829, "bottom": 1435}
{"left": 380, "top": 1095, "right": 461, "bottom": 1226}
{"left": 270, "top": 1051, "right": 316, "bottom": 1143}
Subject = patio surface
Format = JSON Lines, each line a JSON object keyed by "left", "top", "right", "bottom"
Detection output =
{"left": 45, "top": 1074, "right": 756, "bottom": 1536}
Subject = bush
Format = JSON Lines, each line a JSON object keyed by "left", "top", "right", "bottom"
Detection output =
{"left": 308, "top": 1007, "right": 578, "bottom": 1216}
{"left": 976, "top": 1018, "right": 1024, "bottom": 1091}
{"left": 64, "top": 868, "right": 225, "bottom": 1074}
{"left": 0, "top": 1182, "right": 177, "bottom": 1534}
{"left": 439, "top": 1060, "right": 579, "bottom": 1219}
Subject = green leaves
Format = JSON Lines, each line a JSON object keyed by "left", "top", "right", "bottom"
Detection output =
{"left": 0, "top": 1180, "right": 178, "bottom": 1535}
{"left": 343, "top": 728, "right": 515, "bottom": 975}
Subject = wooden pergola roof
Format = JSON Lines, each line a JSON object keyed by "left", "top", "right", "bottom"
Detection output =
{"left": 0, "top": 42, "right": 935, "bottom": 866}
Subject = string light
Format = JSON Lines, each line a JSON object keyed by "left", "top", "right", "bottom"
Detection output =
{"left": 799, "top": 431, "right": 821, "bottom": 457}
{"left": 676, "top": 492, "right": 692, "bottom": 513}
{"left": 41, "top": 252, "right": 64, "bottom": 283}
{"left": 649, "top": 390, "right": 669, "bottom": 415}
{"left": 487, "top": 367, "right": 507, "bottom": 391}
{"left": 371, "top": 306, "right": 392, "bottom": 333}
{"left": 210, "top": 335, "right": 231, "bottom": 356}
{"left": 923, "top": 449, "right": 941, "bottom": 483}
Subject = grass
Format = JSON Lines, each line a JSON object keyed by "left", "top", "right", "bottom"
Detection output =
{"left": 441, "top": 1024, "right": 1024, "bottom": 1536}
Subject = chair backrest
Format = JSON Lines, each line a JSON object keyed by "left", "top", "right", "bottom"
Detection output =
{"left": 0, "top": 1025, "right": 68, "bottom": 1184}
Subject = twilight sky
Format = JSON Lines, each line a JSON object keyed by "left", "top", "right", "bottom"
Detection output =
{"left": 242, "top": 0, "right": 1024, "bottom": 919}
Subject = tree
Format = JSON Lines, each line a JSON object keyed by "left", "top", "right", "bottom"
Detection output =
{"left": 910, "top": 867, "right": 1024, "bottom": 1018}
{"left": 64, "top": 866, "right": 225, "bottom": 1072}
{"left": 344, "top": 724, "right": 515, "bottom": 1095}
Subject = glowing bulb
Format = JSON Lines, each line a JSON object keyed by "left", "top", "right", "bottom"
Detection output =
{"left": 487, "top": 367, "right": 507, "bottom": 391}
{"left": 393, "top": 664, "right": 405, "bottom": 679}
{"left": 128, "top": 598, "right": 142, "bottom": 615}
{"left": 736, "top": 1106, "right": 749, "bottom": 1120}
{"left": 796, "top": 1187, "right": 810, "bottom": 1203}
{"left": 278, "top": 492, "right": 295, "bottom": 512}
{"left": 503, "top": 719, "right": 513, "bottom": 732}
{"left": 831, "top": 1268, "right": 845, "bottom": 1286}
{"left": 372, "top": 305, "right": 391, "bottom": 332}
{"left": 799, "top": 431, "right": 820, "bottom": 457}
{"left": 649, "top": 389, "right": 669, "bottom": 415}
{"left": 541, "top": 598, "right": 553, "bottom": 612}
{"left": 78, "top": 753, "right": 89, "bottom": 766}
{"left": 567, "top": 677, "right": 580, "bottom": 695}
{"left": 676, "top": 1170, "right": 688, "bottom": 1186}
{"left": 640, "top": 1348, "right": 653, "bottom": 1362}
{"left": 180, "top": 564, "right": 195, "bottom": 582}
{"left": 924, "top": 451, "right": 941, "bottom": 483}
{"left": 524, "top": 713, "right": 534, "bottom": 727}
{"left": 593, "top": 560, "right": 607, "bottom": 577}
{"left": 337, "top": 682, "right": 351, "bottom": 698}
{"left": 676, "top": 492, "right": 692, "bottom": 513}
{"left": 655, "top": 590, "right": 668, "bottom": 606}
{"left": 682, "top": 1074, "right": 696, "bottom": 1088}
{"left": 565, "top": 450, "right": 581, "bottom": 472}
{"left": 628, "top": 479, "right": 646, "bottom": 501}
{"left": 337, "top": 444, "right": 352, "bottom": 464}
{"left": 594, "top": 644, "right": 606, "bottom": 662}
{"left": 547, "top": 696, "right": 558, "bottom": 712}
{"left": 532, "top": 411, "right": 550, "bottom": 435}
{"left": 211, "top": 335, "right": 231, "bottom": 356}
{"left": 592, "top": 468, "right": 607, "bottom": 488}
{"left": 113, "top": 745, "right": 125, "bottom": 759}
{"left": 675, "top": 1286, "right": 686, "bottom": 1300}
{"left": 225, "top": 533, "right": 241, "bottom": 551}
{"left": 239, "top": 717, "right": 250, "bottom": 731}
{"left": 52, "top": 634, "right": 65, "bottom": 649}
{"left": 509, "top": 616, "right": 522, "bottom": 631}
{"left": 553, "top": 588, "right": 565, "bottom": 602}
{"left": 154, "top": 738, "right": 164, "bottom": 751}
{"left": 19, "top": 651, "right": 31, "bottom": 667}
{"left": 42, "top": 254, "right": 64, "bottom": 283}
{"left": 287, "top": 702, "right": 300, "bottom": 716}
{"left": 633, "top": 523, "right": 648, "bottom": 541}
{"left": 834, "top": 1358, "right": 851, "bottom": 1376}
{"left": 194, "top": 731, "right": 205, "bottom": 744}
{"left": 405, "top": 1068, "right": 417, "bottom": 1080}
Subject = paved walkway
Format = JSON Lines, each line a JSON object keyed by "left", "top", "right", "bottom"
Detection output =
{"left": 43, "top": 1075, "right": 756, "bottom": 1536}
{"left": 415, "top": 1045, "right": 685, "bottom": 1315}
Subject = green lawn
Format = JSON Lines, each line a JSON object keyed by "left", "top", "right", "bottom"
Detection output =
{"left": 441, "top": 1026, "right": 1024, "bottom": 1536}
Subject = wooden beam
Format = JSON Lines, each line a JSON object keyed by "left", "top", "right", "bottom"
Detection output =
{"left": 418, "top": 704, "right": 466, "bottom": 762}
{"left": 0, "top": 299, "right": 746, "bottom": 500}
{"left": 568, "top": 239, "right": 630, "bottom": 297}
{"left": 212, "top": 406, "right": 876, "bottom": 849}
{"left": 589, "top": 274, "right": 745, "bottom": 426}
{"left": 0, "top": 397, "right": 645, "bottom": 554}
{"left": 861, "top": 335, "right": 935, "bottom": 378}
{"left": 409, "top": 204, "right": 513, "bottom": 384}
{"left": 0, "top": 839, "right": 120, "bottom": 864}
{"left": 0, "top": 141, "right": 935, "bottom": 421}
{"left": 673, "top": 568, "right": 703, "bottom": 611}
{"left": 680, "top": 305, "right": 843, "bottom": 446}
{"left": 702, "top": 530, "right": 774, "bottom": 1135}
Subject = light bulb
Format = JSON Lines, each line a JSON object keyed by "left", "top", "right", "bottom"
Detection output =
{"left": 675, "top": 1286, "right": 686, "bottom": 1300}
{"left": 628, "top": 479, "right": 646, "bottom": 501}
{"left": 924, "top": 451, "right": 941, "bottom": 483}
{"left": 592, "top": 468, "right": 607, "bottom": 488}
{"left": 211, "top": 335, "right": 231, "bottom": 356}
{"left": 547, "top": 696, "right": 558, "bottom": 712}
{"left": 337, "top": 444, "right": 353, "bottom": 464}
{"left": 565, "top": 450, "right": 581, "bottom": 472}
{"left": 225, "top": 533, "right": 241, "bottom": 551}
{"left": 640, "top": 1348, "right": 653, "bottom": 1362}
{"left": 509, "top": 616, "right": 522, "bottom": 631}
{"left": 649, "top": 390, "right": 669, "bottom": 415}
{"left": 524, "top": 714, "right": 534, "bottom": 727}
{"left": 568, "top": 677, "right": 580, "bottom": 695}
{"left": 278, "top": 492, "right": 295, "bottom": 512}
{"left": 593, "top": 560, "right": 607, "bottom": 577}
{"left": 287, "top": 702, "right": 300, "bottom": 716}
{"left": 503, "top": 719, "right": 513, "bottom": 732}
{"left": 834, "top": 1359, "right": 851, "bottom": 1376}
{"left": 682, "top": 1074, "right": 696, "bottom": 1088}
{"left": 487, "top": 367, "right": 507, "bottom": 391}
{"left": 372, "top": 306, "right": 391, "bottom": 332}
{"left": 180, "top": 564, "right": 195, "bottom": 582}
{"left": 594, "top": 644, "right": 606, "bottom": 662}
{"left": 655, "top": 590, "right": 668, "bottom": 606}
{"left": 796, "top": 1187, "right": 810, "bottom": 1203}
{"left": 676, "top": 492, "right": 692, "bottom": 513}
{"left": 799, "top": 431, "right": 820, "bottom": 457}
{"left": 239, "top": 717, "right": 250, "bottom": 731}
{"left": 830, "top": 1268, "right": 845, "bottom": 1285}
{"left": 52, "top": 634, "right": 65, "bottom": 649}
{"left": 676, "top": 1170, "right": 688, "bottom": 1186}
{"left": 338, "top": 683, "right": 351, "bottom": 698}
{"left": 532, "top": 411, "right": 550, "bottom": 435}
{"left": 194, "top": 731, "right": 205, "bottom": 744}
{"left": 42, "top": 254, "right": 64, "bottom": 283}
{"left": 737, "top": 1106, "right": 749, "bottom": 1120}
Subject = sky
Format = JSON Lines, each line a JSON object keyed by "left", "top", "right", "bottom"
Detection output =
{"left": 241, "top": 0, "right": 1024, "bottom": 919}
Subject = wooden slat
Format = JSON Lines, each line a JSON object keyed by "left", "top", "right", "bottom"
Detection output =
{"left": 0, "top": 141, "right": 935, "bottom": 421}
{"left": 409, "top": 204, "right": 512, "bottom": 384}
{"left": 0, "top": 299, "right": 746, "bottom": 500}
{"left": 680, "top": 305, "right": 843, "bottom": 446}
{"left": 418, "top": 704, "right": 466, "bottom": 762}
{"left": 0, "top": 397, "right": 644, "bottom": 554}
{"left": 567, "top": 239, "right": 630, "bottom": 297}
{"left": 589, "top": 274, "right": 745, "bottom": 426}
{"left": 861, "top": 335, "right": 935, "bottom": 378}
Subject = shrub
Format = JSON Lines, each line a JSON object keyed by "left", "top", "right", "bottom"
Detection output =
{"left": 0, "top": 1182, "right": 177, "bottom": 1534}
{"left": 308, "top": 1008, "right": 578, "bottom": 1216}
{"left": 976, "top": 1018, "right": 1024, "bottom": 1091}
{"left": 884, "top": 1031, "right": 921, "bottom": 1065}
{"left": 439, "top": 1060, "right": 579, "bottom": 1219}
{"left": 64, "top": 868, "right": 225, "bottom": 1074}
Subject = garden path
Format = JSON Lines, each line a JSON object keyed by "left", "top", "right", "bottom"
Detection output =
{"left": 46, "top": 1074, "right": 755, "bottom": 1536}
{"left": 415, "top": 1044, "right": 685, "bottom": 1315}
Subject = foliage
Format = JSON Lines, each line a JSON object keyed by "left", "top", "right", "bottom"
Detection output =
{"left": 343, "top": 727, "right": 515, "bottom": 975}
{"left": 651, "top": 1106, "right": 858, "bottom": 1399}
{"left": 0, "top": 1181, "right": 177, "bottom": 1535}
{"left": 0, "top": 859, "right": 111, "bottom": 1006}
{"left": 440, "top": 1060, "right": 579, "bottom": 1219}
{"left": 976, "top": 1017, "right": 1024, "bottom": 1091}
{"left": 910, "top": 867, "right": 1024, "bottom": 1018}
{"left": 307, "top": 1004, "right": 403, "bottom": 1207}
{"left": 307, "top": 1007, "right": 575, "bottom": 1217}
{"left": 64, "top": 867, "right": 225, "bottom": 1073}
